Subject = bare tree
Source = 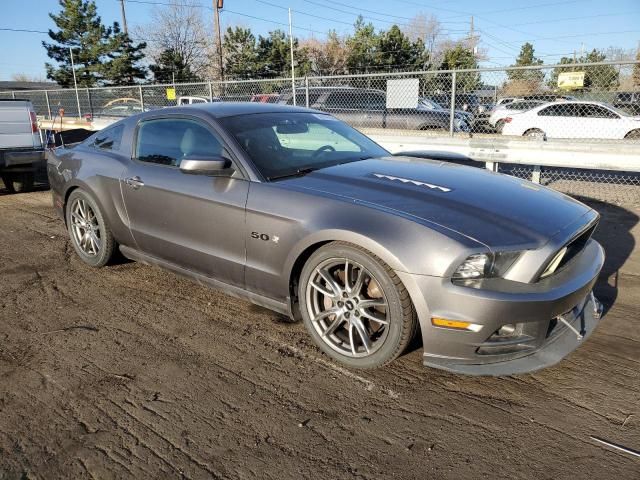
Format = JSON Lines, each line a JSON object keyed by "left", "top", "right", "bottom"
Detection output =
{"left": 135, "top": 0, "right": 213, "bottom": 79}
{"left": 11, "top": 73, "right": 46, "bottom": 82}
{"left": 406, "top": 14, "right": 441, "bottom": 63}
{"left": 300, "top": 31, "right": 348, "bottom": 76}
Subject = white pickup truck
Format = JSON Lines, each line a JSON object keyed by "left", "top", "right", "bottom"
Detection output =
{"left": 0, "top": 99, "right": 45, "bottom": 192}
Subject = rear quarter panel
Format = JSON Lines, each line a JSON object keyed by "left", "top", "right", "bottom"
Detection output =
{"left": 47, "top": 142, "right": 136, "bottom": 248}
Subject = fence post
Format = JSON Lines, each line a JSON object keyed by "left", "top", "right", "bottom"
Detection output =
{"left": 208, "top": 81, "right": 214, "bottom": 102}
{"left": 86, "top": 88, "right": 91, "bottom": 117}
{"left": 45, "top": 91, "right": 52, "bottom": 119}
{"left": 532, "top": 165, "right": 541, "bottom": 184}
{"left": 449, "top": 70, "right": 457, "bottom": 137}
{"left": 11, "top": 92, "right": 15, "bottom": 99}
{"left": 304, "top": 76, "right": 309, "bottom": 107}
{"left": 139, "top": 85, "right": 145, "bottom": 110}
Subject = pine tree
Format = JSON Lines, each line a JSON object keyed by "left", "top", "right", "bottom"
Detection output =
{"left": 223, "top": 27, "right": 259, "bottom": 79}
{"left": 149, "top": 49, "right": 199, "bottom": 83}
{"left": 43, "top": 0, "right": 110, "bottom": 87}
{"left": 440, "top": 44, "right": 480, "bottom": 92}
{"left": 255, "top": 30, "right": 310, "bottom": 78}
{"left": 101, "top": 23, "right": 148, "bottom": 85}
{"left": 373, "top": 25, "right": 429, "bottom": 72}
{"left": 549, "top": 49, "right": 619, "bottom": 91}
{"left": 346, "top": 17, "right": 378, "bottom": 73}
{"left": 44, "top": 0, "right": 148, "bottom": 87}
{"left": 507, "top": 43, "right": 544, "bottom": 81}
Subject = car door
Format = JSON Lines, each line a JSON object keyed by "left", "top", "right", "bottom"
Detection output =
{"left": 577, "top": 104, "right": 621, "bottom": 139}
{"left": 321, "top": 91, "right": 384, "bottom": 129}
{"left": 121, "top": 115, "right": 249, "bottom": 287}
{"left": 537, "top": 103, "right": 572, "bottom": 138}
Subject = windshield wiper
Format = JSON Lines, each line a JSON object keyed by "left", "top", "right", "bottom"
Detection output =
{"left": 267, "top": 166, "right": 320, "bottom": 181}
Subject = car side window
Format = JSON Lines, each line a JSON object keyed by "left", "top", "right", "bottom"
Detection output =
{"left": 91, "top": 124, "right": 124, "bottom": 151}
{"left": 581, "top": 105, "right": 618, "bottom": 119}
{"left": 324, "top": 92, "right": 354, "bottom": 109}
{"left": 538, "top": 105, "right": 562, "bottom": 116}
{"left": 135, "top": 118, "right": 224, "bottom": 167}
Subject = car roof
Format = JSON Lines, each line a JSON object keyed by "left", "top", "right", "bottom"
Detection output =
{"left": 528, "top": 100, "right": 613, "bottom": 111}
{"left": 144, "top": 101, "right": 320, "bottom": 118}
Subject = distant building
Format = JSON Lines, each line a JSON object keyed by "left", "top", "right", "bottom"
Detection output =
{"left": 0, "top": 81, "right": 59, "bottom": 92}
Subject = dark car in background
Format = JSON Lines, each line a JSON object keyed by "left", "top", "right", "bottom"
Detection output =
{"left": 47, "top": 102, "right": 605, "bottom": 375}
{"left": 614, "top": 91, "right": 640, "bottom": 115}
{"left": 279, "top": 86, "right": 471, "bottom": 132}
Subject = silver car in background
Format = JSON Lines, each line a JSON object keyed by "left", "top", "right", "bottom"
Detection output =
{"left": 47, "top": 103, "right": 605, "bottom": 375}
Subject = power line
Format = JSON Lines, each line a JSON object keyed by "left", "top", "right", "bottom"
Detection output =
{"left": 0, "top": 27, "right": 48, "bottom": 34}
{"left": 251, "top": 0, "right": 356, "bottom": 27}
{"left": 508, "top": 11, "right": 637, "bottom": 28}
{"left": 322, "top": 0, "right": 468, "bottom": 24}
{"left": 301, "top": 0, "right": 414, "bottom": 29}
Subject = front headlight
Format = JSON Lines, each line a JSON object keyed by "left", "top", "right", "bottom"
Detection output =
{"left": 452, "top": 251, "right": 521, "bottom": 281}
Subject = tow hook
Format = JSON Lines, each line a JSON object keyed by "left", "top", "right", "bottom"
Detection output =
{"left": 591, "top": 292, "right": 603, "bottom": 320}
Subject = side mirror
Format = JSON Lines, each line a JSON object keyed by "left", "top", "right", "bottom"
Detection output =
{"left": 179, "top": 155, "right": 234, "bottom": 176}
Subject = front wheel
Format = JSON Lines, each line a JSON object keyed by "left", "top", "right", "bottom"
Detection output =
{"left": 299, "top": 242, "right": 417, "bottom": 369}
{"left": 66, "top": 189, "right": 117, "bottom": 267}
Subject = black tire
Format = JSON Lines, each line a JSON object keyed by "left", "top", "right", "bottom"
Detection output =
{"left": 1, "top": 172, "right": 34, "bottom": 193}
{"left": 524, "top": 128, "right": 545, "bottom": 139}
{"left": 496, "top": 119, "right": 506, "bottom": 133}
{"left": 65, "top": 189, "right": 117, "bottom": 267}
{"left": 299, "top": 242, "right": 417, "bottom": 369}
{"left": 624, "top": 129, "right": 640, "bottom": 140}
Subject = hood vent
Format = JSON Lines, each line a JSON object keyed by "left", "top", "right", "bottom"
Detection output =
{"left": 372, "top": 173, "right": 452, "bottom": 193}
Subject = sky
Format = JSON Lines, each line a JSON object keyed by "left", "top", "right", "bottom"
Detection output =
{"left": 1, "top": 0, "right": 639, "bottom": 81}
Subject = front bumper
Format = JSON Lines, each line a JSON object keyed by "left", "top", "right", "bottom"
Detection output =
{"left": 397, "top": 239, "right": 605, "bottom": 375}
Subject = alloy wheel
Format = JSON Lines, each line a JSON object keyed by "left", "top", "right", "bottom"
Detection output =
{"left": 305, "top": 258, "right": 390, "bottom": 358}
{"left": 70, "top": 198, "right": 101, "bottom": 257}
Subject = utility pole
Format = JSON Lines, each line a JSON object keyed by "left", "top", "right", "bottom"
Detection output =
{"left": 288, "top": 8, "right": 296, "bottom": 105}
{"left": 213, "top": 0, "right": 224, "bottom": 81}
{"left": 69, "top": 48, "right": 82, "bottom": 119}
{"left": 119, "top": 0, "right": 128, "bottom": 35}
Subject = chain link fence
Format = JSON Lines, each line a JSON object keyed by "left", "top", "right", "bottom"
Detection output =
{"left": 497, "top": 164, "right": 640, "bottom": 206}
{"left": 2, "top": 61, "right": 638, "bottom": 204}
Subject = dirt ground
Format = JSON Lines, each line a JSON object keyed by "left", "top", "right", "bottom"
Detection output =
{"left": 0, "top": 185, "right": 639, "bottom": 480}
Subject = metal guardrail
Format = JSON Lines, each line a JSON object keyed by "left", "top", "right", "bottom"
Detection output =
{"left": 368, "top": 131, "right": 640, "bottom": 205}
{"left": 4, "top": 61, "right": 638, "bottom": 204}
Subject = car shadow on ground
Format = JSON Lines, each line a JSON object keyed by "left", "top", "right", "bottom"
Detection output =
{"left": 578, "top": 196, "right": 638, "bottom": 315}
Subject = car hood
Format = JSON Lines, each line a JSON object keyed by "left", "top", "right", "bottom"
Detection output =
{"left": 278, "top": 157, "right": 593, "bottom": 248}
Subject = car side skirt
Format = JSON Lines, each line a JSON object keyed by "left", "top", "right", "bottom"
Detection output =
{"left": 119, "top": 246, "right": 292, "bottom": 318}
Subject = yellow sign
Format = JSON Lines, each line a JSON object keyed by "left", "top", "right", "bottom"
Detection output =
{"left": 557, "top": 72, "right": 585, "bottom": 90}
{"left": 166, "top": 88, "right": 176, "bottom": 100}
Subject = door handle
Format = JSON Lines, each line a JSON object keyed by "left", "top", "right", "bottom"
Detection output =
{"left": 125, "top": 176, "right": 144, "bottom": 189}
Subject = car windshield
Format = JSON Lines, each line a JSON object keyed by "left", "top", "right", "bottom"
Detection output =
{"left": 219, "top": 112, "right": 389, "bottom": 180}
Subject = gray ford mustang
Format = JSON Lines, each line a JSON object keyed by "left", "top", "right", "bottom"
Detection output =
{"left": 47, "top": 103, "right": 605, "bottom": 375}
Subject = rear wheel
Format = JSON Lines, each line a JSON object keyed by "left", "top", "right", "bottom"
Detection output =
{"left": 495, "top": 119, "right": 506, "bottom": 133}
{"left": 66, "top": 189, "right": 117, "bottom": 267}
{"left": 524, "top": 128, "right": 545, "bottom": 139}
{"left": 1, "top": 172, "right": 34, "bottom": 193}
{"left": 299, "top": 242, "right": 417, "bottom": 369}
{"left": 625, "top": 129, "right": 640, "bottom": 140}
